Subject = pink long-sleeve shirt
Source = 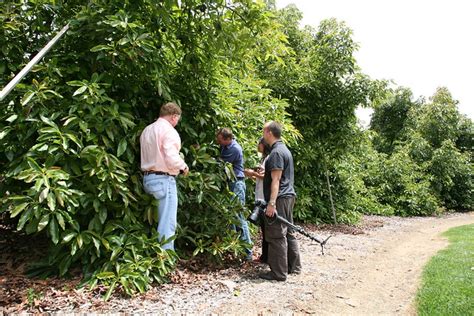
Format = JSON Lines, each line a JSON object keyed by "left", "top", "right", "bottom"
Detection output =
{"left": 140, "top": 118, "right": 187, "bottom": 176}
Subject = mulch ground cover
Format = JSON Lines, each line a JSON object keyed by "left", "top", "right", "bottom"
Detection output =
{"left": 0, "top": 217, "right": 374, "bottom": 314}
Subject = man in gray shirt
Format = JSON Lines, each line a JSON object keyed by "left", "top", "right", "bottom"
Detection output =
{"left": 260, "top": 121, "right": 301, "bottom": 281}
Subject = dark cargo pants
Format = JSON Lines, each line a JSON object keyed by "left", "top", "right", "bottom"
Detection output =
{"left": 264, "top": 196, "right": 302, "bottom": 280}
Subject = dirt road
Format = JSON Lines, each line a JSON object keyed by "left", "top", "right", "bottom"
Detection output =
{"left": 2, "top": 212, "right": 473, "bottom": 314}
{"left": 150, "top": 212, "right": 473, "bottom": 315}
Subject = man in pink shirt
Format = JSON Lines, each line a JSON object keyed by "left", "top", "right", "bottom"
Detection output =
{"left": 140, "top": 102, "right": 189, "bottom": 251}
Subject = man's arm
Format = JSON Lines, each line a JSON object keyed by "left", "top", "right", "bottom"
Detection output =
{"left": 244, "top": 168, "right": 264, "bottom": 179}
{"left": 265, "top": 169, "right": 282, "bottom": 217}
{"left": 163, "top": 131, "right": 188, "bottom": 172}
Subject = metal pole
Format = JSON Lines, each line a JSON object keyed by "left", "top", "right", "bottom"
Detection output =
{"left": 0, "top": 23, "right": 70, "bottom": 102}
{"left": 326, "top": 169, "right": 337, "bottom": 224}
{"left": 273, "top": 213, "right": 331, "bottom": 254}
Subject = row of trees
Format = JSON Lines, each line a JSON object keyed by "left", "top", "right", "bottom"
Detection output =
{"left": 342, "top": 87, "right": 473, "bottom": 220}
{"left": 1, "top": 0, "right": 472, "bottom": 298}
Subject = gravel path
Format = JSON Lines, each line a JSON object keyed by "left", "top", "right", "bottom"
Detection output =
{"left": 2, "top": 212, "right": 473, "bottom": 315}
{"left": 135, "top": 212, "right": 474, "bottom": 315}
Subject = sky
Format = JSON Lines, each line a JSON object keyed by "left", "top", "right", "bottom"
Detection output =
{"left": 275, "top": 0, "right": 474, "bottom": 126}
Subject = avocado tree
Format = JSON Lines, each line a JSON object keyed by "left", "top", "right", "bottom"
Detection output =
{"left": 258, "top": 5, "right": 378, "bottom": 223}
{"left": 369, "top": 86, "right": 473, "bottom": 213}
{"left": 0, "top": 0, "right": 297, "bottom": 298}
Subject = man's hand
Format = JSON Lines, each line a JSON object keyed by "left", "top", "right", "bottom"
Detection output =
{"left": 181, "top": 166, "right": 190, "bottom": 176}
{"left": 255, "top": 169, "right": 264, "bottom": 177}
{"left": 265, "top": 203, "right": 276, "bottom": 217}
{"left": 244, "top": 168, "right": 256, "bottom": 179}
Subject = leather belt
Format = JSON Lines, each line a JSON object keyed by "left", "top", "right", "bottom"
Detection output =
{"left": 144, "top": 170, "right": 175, "bottom": 177}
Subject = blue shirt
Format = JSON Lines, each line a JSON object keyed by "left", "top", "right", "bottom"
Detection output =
{"left": 220, "top": 139, "right": 245, "bottom": 178}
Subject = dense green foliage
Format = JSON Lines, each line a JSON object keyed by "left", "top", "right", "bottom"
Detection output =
{"left": 371, "top": 87, "right": 419, "bottom": 154}
{"left": 368, "top": 87, "right": 473, "bottom": 214}
{"left": 416, "top": 224, "right": 474, "bottom": 315}
{"left": 1, "top": 0, "right": 298, "bottom": 297}
{"left": 1, "top": 0, "right": 472, "bottom": 298}
{"left": 259, "top": 5, "right": 379, "bottom": 223}
{"left": 337, "top": 85, "right": 474, "bottom": 218}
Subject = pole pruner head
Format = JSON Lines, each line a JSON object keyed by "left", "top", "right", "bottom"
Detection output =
{"left": 319, "top": 235, "right": 332, "bottom": 255}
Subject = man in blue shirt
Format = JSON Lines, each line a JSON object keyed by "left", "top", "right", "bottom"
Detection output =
{"left": 216, "top": 127, "right": 253, "bottom": 261}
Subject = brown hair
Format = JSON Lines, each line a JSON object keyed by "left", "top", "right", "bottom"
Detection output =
{"left": 160, "top": 102, "right": 182, "bottom": 117}
{"left": 258, "top": 137, "right": 271, "bottom": 156}
{"left": 216, "top": 127, "right": 233, "bottom": 140}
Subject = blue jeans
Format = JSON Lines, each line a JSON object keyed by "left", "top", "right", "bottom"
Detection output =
{"left": 229, "top": 179, "right": 253, "bottom": 258}
{"left": 143, "top": 174, "right": 178, "bottom": 251}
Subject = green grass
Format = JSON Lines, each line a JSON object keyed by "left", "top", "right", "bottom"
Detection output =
{"left": 416, "top": 224, "right": 474, "bottom": 316}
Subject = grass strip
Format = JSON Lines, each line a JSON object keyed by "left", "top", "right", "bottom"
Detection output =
{"left": 416, "top": 223, "right": 474, "bottom": 315}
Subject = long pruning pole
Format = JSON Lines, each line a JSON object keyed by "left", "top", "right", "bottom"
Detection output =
{"left": 273, "top": 213, "right": 331, "bottom": 255}
{"left": 326, "top": 169, "right": 337, "bottom": 224}
{"left": 0, "top": 23, "right": 70, "bottom": 102}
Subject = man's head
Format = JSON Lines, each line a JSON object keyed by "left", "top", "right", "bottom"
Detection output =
{"left": 263, "top": 121, "right": 282, "bottom": 145}
{"left": 216, "top": 127, "right": 233, "bottom": 146}
{"left": 160, "top": 102, "right": 182, "bottom": 127}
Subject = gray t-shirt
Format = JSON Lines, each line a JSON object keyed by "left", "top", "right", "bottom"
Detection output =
{"left": 263, "top": 141, "right": 296, "bottom": 201}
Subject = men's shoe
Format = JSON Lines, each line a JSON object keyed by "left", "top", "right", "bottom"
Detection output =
{"left": 288, "top": 269, "right": 301, "bottom": 275}
{"left": 258, "top": 271, "right": 286, "bottom": 282}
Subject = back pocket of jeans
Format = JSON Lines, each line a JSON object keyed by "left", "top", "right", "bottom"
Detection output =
{"left": 145, "top": 179, "right": 167, "bottom": 200}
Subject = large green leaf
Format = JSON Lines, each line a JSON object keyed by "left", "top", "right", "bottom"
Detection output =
{"left": 37, "top": 214, "right": 50, "bottom": 232}
{"left": 49, "top": 217, "right": 59, "bottom": 244}
{"left": 10, "top": 203, "right": 29, "bottom": 218}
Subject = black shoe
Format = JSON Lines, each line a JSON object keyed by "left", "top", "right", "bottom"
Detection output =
{"left": 255, "top": 255, "right": 268, "bottom": 264}
{"left": 258, "top": 271, "right": 286, "bottom": 281}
